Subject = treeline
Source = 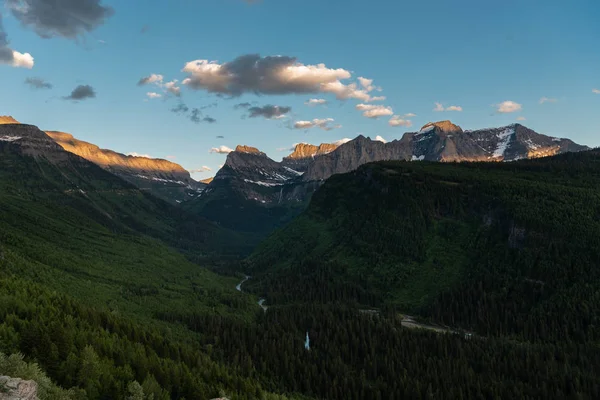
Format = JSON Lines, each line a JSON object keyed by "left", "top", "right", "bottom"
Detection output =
{"left": 158, "top": 303, "right": 600, "bottom": 399}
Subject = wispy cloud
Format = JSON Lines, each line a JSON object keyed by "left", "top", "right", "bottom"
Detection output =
{"left": 146, "top": 92, "right": 162, "bottom": 99}
{"left": 210, "top": 145, "right": 234, "bottom": 154}
{"left": 388, "top": 115, "right": 412, "bottom": 127}
{"left": 496, "top": 100, "right": 522, "bottom": 113}
{"left": 305, "top": 98, "right": 327, "bottom": 106}
{"left": 593, "top": 89, "right": 600, "bottom": 94}
{"left": 138, "top": 74, "right": 164, "bottom": 86}
{"left": 247, "top": 105, "right": 291, "bottom": 119}
{"left": 516, "top": 116, "right": 526, "bottom": 121}
{"left": 539, "top": 97, "right": 557, "bottom": 104}
{"left": 355, "top": 104, "right": 393, "bottom": 118}
{"left": 190, "top": 166, "right": 212, "bottom": 173}
{"left": 434, "top": 102, "right": 462, "bottom": 112}
{"left": 24, "top": 77, "right": 52, "bottom": 89}
{"left": 293, "top": 118, "right": 341, "bottom": 131}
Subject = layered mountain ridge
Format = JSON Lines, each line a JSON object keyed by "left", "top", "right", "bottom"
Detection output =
{"left": 46, "top": 130, "right": 206, "bottom": 204}
{"left": 190, "top": 120, "right": 587, "bottom": 234}
{"left": 0, "top": 116, "right": 205, "bottom": 204}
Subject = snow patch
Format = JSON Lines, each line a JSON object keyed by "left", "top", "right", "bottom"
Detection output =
{"left": 417, "top": 125, "right": 435, "bottom": 135}
{"left": 0, "top": 135, "right": 22, "bottom": 142}
{"left": 244, "top": 179, "right": 284, "bottom": 187}
{"left": 283, "top": 166, "right": 304, "bottom": 176}
{"left": 492, "top": 127, "right": 514, "bottom": 158}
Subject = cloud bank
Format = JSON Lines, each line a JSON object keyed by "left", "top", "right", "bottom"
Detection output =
{"left": 181, "top": 54, "right": 383, "bottom": 102}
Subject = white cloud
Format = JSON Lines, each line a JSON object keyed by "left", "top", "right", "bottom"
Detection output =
{"left": 163, "top": 80, "right": 181, "bottom": 96}
{"left": 539, "top": 97, "right": 557, "bottom": 104}
{"left": 516, "top": 116, "right": 526, "bottom": 121}
{"left": 181, "top": 55, "right": 384, "bottom": 102}
{"left": 190, "top": 166, "right": 212, "bottom": 173}
{"left": 138, "top": 74, "right": 164, "bottom": 85}
{"left": 374, "top": 135, "right": 387, "bottom": 143}
{"left": 434, "top": 102, "right": 462, "bottom": 112}
{"left": 305, "top": 98, "right": 327, "bottom": 106}
{"left": 333, "top": 138, "right": 352, "bottom": 146}
{"left": 293, "top": 118, "right": 341, "bottom": 131}
{"left": 403, "top": 113, "right": 416, "bottom": 117}
{"left": 355, "top": 104, "right": 393, "bottom": 118}
{"left": 0, "top": 50, "right": 34, "bottom": 69}
{"left": 127, "top": 152, "right": 152, "bottom": 158}
{"left": 593, "top": 89, "right": 600, "bottom": 94}
{"left": 388, "top": 115, "right": 413, "bottom": 127}
{"left": 209, "top": 145, "right": 234, "bottom": 154}
{"left": 146, "top": 92, "right": 162, "bottom": 99}
{"left": 496, "top": 100, "right": 522, "bottom": 113}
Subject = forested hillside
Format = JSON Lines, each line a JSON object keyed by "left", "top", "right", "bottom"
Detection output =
{"left": 2, "top": 127, "right": 600, "bottom": 399}
{"left": 248, "top": 150, "right": 600, "bottom": 343}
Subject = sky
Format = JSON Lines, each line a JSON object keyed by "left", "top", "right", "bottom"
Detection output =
{"left": 0, "top": 0, "right": 599, "bottom": 179}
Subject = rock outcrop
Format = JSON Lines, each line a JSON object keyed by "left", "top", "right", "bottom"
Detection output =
{"left": 282, "top": 142, "right": 340, "bottom": 172}
{"left": 0, "top": 124, "right": 70, "bottom": 163}
{"left": 0, "top": 376, "right": 38, "bottom": 400}
{"left": 0, "top": 116, "right": 19, "bottom": 125}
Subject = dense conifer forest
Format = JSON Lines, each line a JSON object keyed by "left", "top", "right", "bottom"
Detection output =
{"left": 2, "top": 143, "right": 600, "bottom": 398}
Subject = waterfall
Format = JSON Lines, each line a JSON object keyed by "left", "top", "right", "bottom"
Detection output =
{"left": 304, "top": 331, "right": 310, "bottom": 350}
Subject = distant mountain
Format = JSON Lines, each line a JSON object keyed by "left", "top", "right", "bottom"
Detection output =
{"left": 2, "top": 116, "right": 206, "bottom": 204}
{"left": 193, "top": 121, "right": 587, "bottom": 234}
{"left": 185, "top": 144, "right": 322, "bottom": 235}
{"left": 46, "top": 131, "right": 205, "bottom": 204}
{"left": 302, "top": 121, "right": 588, "bottom": 181}
{"left": 282, "top": 142, "right": 339, "bottom": 173}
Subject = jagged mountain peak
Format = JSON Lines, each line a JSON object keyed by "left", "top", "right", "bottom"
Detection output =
{"left": 0, "top": 116, "right": 19, "bottom": 124}
{"left": 420, "top": 120, "right": 463, "bottom": 133}
{"left": 235, "top": 145, "right": 266, "bottom": 156}
{"left": 286, "top": 142, "right": 339, "bottom": 160}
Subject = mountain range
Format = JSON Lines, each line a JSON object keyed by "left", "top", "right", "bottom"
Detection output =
{"left": 1, "top": 114, "right": 599, "bottom": 400}
{"left": 191, "top": 120, "right": 588, "bottom": 233}
{"left": 0, "top": 115, "right": 589, "bottom": 235}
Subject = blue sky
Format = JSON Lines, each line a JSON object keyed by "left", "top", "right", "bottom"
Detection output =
{"left": 1, "top": 0, "right": 599, "bottom": 179}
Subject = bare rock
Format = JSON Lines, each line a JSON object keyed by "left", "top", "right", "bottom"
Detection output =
{"left": 0, "top": 376, "right": 38, "bottom": 400}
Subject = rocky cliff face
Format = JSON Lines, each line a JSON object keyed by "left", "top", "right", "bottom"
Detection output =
{"left": 45, "top": 131, "right": 205, "bottom": 204}
{"left": 0, "top": 123, "right": 70, "bottom": 163}
{"left": 281, "top": 142, "right": 340, "bottom": 172}
{"left": 197, "top": 121, "right": 587, "bottom": 228}
{"left": 0, "top": 116, "right": 19, "bottom": 124}
{"left": 302, "top": 121, "right": 588, "bottom": 181}
{"left": 0, "top": 376, "right": 38, "bottom": 400}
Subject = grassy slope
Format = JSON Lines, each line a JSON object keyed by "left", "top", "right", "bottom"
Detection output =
{"left": 247, "top": 151, "right": 600, "bottom": 338}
